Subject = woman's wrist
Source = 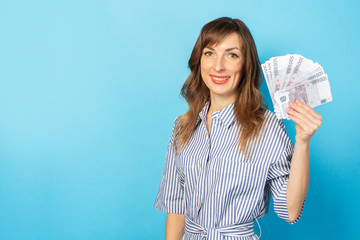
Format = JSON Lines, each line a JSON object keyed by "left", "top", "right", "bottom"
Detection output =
{"left": 295, "top": 136, "right": 311, "bottom": 146}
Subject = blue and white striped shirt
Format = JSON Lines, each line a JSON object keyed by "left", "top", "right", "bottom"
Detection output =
{"left": 154, "top": 101, "right": 304, "bottom": 239}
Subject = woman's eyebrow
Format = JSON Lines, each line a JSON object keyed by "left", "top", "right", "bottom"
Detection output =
{"left": 225, "top": 47, "right": 241, "bottom": 51}
{"left": 204, "top": 47, "right": 241, "bottom": 51}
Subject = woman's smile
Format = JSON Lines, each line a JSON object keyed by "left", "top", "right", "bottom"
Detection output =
{"left": 210, "top": 75, "right": 230, "bottom": 84}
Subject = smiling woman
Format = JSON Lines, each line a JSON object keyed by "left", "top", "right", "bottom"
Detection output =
{"left": 200, "top": 33, "right": 244, "bottom": 100}
{"left": 154, "top": 17, "right": 321, "bottom": 240}
{"left": 176, "top": 17, "right": 265, "bottom": 156}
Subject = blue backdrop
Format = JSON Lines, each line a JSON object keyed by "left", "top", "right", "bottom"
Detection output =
{"left": 0, "top": 0, "right": 359, "bottom": 239}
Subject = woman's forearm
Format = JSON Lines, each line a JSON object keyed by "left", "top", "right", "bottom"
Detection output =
{"left": 165, "top": 213, "right": 185, "bottom": 240}
{"left": 286, "top": 140, "right": 310, "bottom": 222}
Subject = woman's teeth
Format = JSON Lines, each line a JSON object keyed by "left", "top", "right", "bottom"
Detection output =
{"left": 212, "top": 76, "right": 230, "bottom": 80}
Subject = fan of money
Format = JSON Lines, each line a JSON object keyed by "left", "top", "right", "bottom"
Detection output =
{"left": 261, "top": 54, "right": 333, "bottom": 119}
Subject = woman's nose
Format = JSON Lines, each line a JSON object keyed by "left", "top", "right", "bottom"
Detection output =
{"left": 214, "top": 57, "right": 226, "bottom": 72}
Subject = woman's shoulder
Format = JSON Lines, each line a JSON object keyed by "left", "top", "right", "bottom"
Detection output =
{"left": 168, "top": 114, "right": 184, "bottom": 140}
{"left": 263, "top": 109, "right": 278, "bottom": 123}
{"left": 172, "top": 114, "right": 184, "bottom": 128}
{"left": 259, "top": 109, "right": 292, "bottom": 151}
{"left": 262, "top": 109, "right": 287, "bottom": 132}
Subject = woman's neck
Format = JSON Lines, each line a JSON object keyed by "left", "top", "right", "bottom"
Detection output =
{"left": 208, "top": 94, "right": 236, "bottom": 115}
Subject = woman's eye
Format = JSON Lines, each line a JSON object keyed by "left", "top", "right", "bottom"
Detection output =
{"left": 204, "top": 51, "right": 213, "bottom": 56}
{"left": 229, "top": 53, "right": 239, "bottom": 58}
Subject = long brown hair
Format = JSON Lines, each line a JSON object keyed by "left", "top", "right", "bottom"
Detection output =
{"left": 174, "top": 17, "right": 266, "bottom": 155}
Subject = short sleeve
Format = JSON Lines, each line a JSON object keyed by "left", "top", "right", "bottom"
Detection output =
{"left": 266, "top": 119, "right": 306, "bottom": 224}
{"left": 154, "top": 118, "right": 185, "bottom": 214}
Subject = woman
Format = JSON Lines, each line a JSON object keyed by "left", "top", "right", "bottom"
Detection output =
{"left": 154, "top": 17, "right": 322, "bottom": 240}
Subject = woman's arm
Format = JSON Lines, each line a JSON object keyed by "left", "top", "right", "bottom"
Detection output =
{"left": 286, "top": 100, "right": 322, "bottom": 222}
{"left": 165, "top": 213, "right": 185, "bottom": 240}
{"left": 286, "top": 140, "right": 310, "bottom": 222}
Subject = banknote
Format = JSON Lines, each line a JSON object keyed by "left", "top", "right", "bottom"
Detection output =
{"left": 261, "top": 54, "right": 332, "bottom": 119}
{"left": 274, "top": 74, "right": 332, "bottom": 119}
{"left": 261, "top": 61, "right": 276, "bottom": 105}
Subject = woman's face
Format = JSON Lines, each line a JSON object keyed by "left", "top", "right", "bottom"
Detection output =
{"left": 200, "top": 32, "right": 244, "bottom": 101}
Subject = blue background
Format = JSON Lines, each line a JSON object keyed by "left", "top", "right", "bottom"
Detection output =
{"left": 0, "top": 0, "right": 359, "bottom": 239}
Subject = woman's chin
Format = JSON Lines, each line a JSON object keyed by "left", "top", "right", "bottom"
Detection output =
{"left": 210, "top": 90, "right": 236, "bottom": 99}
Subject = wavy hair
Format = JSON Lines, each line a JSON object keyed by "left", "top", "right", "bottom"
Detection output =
{"left": 174, "top": 17, "right": 266, "bottom": 155}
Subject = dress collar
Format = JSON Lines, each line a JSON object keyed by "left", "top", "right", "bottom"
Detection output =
{"left": 196, "top": 101, "right": 236, "bottom": 128}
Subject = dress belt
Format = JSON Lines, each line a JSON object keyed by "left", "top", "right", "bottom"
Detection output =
{"left": 185, "top": 217, "right": 255, "bottom": 239}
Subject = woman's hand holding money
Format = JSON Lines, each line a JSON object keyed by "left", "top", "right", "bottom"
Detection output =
{"left": 286, "top": 99, "right": 322, "bottom": 144}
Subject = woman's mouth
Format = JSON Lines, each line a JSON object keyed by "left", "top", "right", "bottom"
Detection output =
{"left": 211, "top": 75, "right": 230, "bottom": 84}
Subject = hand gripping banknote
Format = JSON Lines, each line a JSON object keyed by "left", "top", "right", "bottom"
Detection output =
{"left": 261, "top": 54, "right": 332, "bottom": 119}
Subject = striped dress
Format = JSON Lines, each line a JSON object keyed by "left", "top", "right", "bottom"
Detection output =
{"left": 154, "top": 101, "right": 305, "bottom": 239}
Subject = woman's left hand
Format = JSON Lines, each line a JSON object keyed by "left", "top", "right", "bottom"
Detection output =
{"left": 286, "top": 99, "right": 322, "bottom": 144}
